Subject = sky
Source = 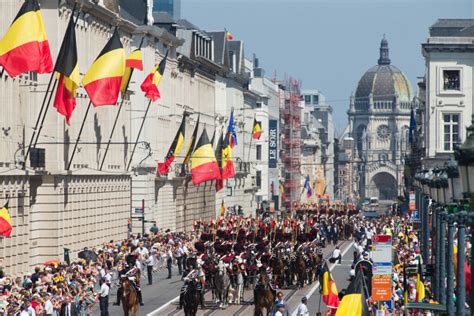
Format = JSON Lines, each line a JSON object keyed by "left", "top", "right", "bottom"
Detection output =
{"left": 181, "top": 0, "right": 473, "bottom": 133}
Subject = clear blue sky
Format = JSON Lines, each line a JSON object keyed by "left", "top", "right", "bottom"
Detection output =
{"left": 182, "top": 0, "right": 473, "bottom": 133}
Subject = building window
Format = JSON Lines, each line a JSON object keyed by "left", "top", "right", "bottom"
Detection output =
{"left": 256, "top": 170, "right": 261, "bottom": 187}
{"left": 304, "top": 95, "right": 311, "bottom": 104}
{"left": 443, "top": 70, "right": 460, "bottom": 91}
{"left": 443, "top": 113, "right": 460, "bottom": 151}
{"left": 256, "top": 145, "right": 262, "bottom": 161}
{"left": 312, "top": 95, "right": 319, "bottom": 104}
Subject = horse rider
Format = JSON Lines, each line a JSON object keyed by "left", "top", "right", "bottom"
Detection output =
{"left": 123, "top": 264, "right": 145, "bottom": 306}
{"left": 114, "top": 254, "right": 144, "bottom": 307}
{"left": 178, "top": 260, "right": 205, "bottom": 309}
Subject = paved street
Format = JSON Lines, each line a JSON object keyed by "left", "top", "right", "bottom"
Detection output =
{"left": 145, "top": 240, "right": 354, "bottom": 316}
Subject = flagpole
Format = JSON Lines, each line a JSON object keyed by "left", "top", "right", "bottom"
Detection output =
{"left": 24, "top": 3, "right": 78, "bottom": 169}
{"left": 67, "top": 100, "right": 92, "bottom": 170}
{"left": 126, "top": 99, "right": 152, "bottom": 171}
{"left": 100, "top": 36, "right": 145, "bottom": 171}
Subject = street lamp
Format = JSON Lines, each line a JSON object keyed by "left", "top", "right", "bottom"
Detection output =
{"left": 445, "top": 158, "right": 460, "bottom": 203}
{"left": 455, "top": 115, "right": 474, "bottom": 207}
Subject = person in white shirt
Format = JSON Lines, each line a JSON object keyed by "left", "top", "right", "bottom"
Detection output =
{"left": 44, "top": 293, "right": 54, "bottom": 316}
{"left": 331, "top": 246, "right": 342, "bottom": 264}
{"left": 296, "top": 296, "right": 309, "bottom": 316}
{"left": 98, "top": 277, "right": 110, "bottom": 316}
{"left": 146, "top": 251, "right": 156, "bottom": 285}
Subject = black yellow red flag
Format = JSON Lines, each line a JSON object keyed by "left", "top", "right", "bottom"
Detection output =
{"left": 221, "top": 131, "right": 235, "bottom": 179}
{"left": 120, "top": 49, "right": 143, "bottom": 94}
{"left": 322, "top": 261, "right": 340, "bottom": 308}
{"left": 336, "top": 270, "right": 369, "bottom": 316}
{"left": 181, "top": 115, "right": 200, "bottom": 175}
{"left": 157, "top": 114, "right": 186, "bottom": 174}
{"left": 252, "top": 118, "right": 263, "bottom": 140}
{"left": 141, "top": 51, "right": 168, "bottom": 101}
{"left": 0, "top": 0, "right": 53, "bottom": 77}
{"left": 82, "top": 29, "right": 125, "bottom": 106}
{"left": 191, "top": 128, "right": 221, "bottom": 185}
{"left": 0, "top": 201, "right": 12, "bottom": 238}
{"left": 53, "top": 16, "right": 79, "bottom": 125}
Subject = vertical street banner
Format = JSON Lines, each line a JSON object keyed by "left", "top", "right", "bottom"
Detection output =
{"left": 269, "top": 119, "right": 278, "bottom": 168}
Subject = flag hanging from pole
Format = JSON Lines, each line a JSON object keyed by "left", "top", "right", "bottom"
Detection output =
{"left": 0, "top": 201, "right": 12, "bottom": 237}
{"left": 53, "top": 16, "right": 79, "bottom": 125}
{"left": 191, "top": 128, "right": 221, "bottom": 185}
{"left": 181, "top": 115, "right": 200, "bottom": 175}
{"left": 120, "top": 49, "right": 143, "bottom": 94}
{"left": 82, "top": 29, "right": 125, "bottom": 106}
{"left": 227, "top": 109, "right": 238, "bottom": 148}
{"left": 252, "top": 118, "right": 262, "bottom": 140}
{"left": 157, "top": 114, "right": 186, "bottom": 175}
{"left": 336, "top": 271, "right": 369, "bottom": 316}
{"left": 141, "top": 51, "right": 168, "bottom": 101}
{"left": 415, "top": 259, "right": 425, "bottom": 302}
{"left": 0, "top": 0, "right": 53, "bottom": 77}
{"left": 221, "top": 131, "right": 235, "bottom": 179}
{"left": 322, "top": 261, "right": 340, "bottom": 308}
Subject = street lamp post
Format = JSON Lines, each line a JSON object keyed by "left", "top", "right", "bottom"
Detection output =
{"left": 438, "top": 209, "right": 446, "bottom": 305}
{"left": 455, "top": 114, "right": 474, "bottom": 311}
{"left": 456, "top": 211, "right": 467, "bottom": 316}
{"left": 446, "top": 213, "right": 455, "bottom": 314}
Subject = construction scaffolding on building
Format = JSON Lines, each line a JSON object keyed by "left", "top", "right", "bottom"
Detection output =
{"left": 280, "top": 78, "right": 302, "bottom": 212}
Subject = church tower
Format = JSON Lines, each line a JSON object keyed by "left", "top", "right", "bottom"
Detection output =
{"left": 347, "top": 37, "right": 413, "bottom": 200}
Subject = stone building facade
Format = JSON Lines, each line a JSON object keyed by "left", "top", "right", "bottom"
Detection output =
{"left": 348, "top": 37, "right": 413, "bottom": 200}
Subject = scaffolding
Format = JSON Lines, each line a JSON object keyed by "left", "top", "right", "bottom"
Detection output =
{"left": 280, "top": 78, "right": 302, "bottom": 212}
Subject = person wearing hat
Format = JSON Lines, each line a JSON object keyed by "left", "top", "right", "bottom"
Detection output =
{"left": 296, "top": 296, "right": 309, "bottom": 316}
{"left": 274, "top": 302, "right": 286, "bottom": 316}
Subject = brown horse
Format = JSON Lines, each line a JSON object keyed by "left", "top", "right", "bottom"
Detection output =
{"left": 253, "top": 271, "right": 275, "bottom": 316}
{"left": 270, "top": 251, "right": 285, "bottom": 288}
{"left": 121, "top": 277, "right": 139, "bottom": 316}
{"left": 295, "top": 252, "right": 306, "bottom": 288}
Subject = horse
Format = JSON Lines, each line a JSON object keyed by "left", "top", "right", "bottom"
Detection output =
{"left": 253, "top": 270, "right": 276, "bottom": 316}
{"left": 270, "top": 250, "right": 285, "bottom": 288}
{"left": 214, "top": 260, "right": 231, "bottom": 308}
{"left": 183, "top": 279, "right": 201, "bottom": 316}
{"left": 295, "top": 251, "right": 306, "bottom": 288}
{"left": 121, "top": 277, "right": 139, "bottom": 316}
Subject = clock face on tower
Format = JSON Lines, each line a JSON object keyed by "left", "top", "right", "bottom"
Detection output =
{"left": 377, "top": 124, "right": 391, "bottom": 140}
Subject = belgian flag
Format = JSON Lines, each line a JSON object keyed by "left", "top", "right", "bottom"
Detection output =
{"left": 141, "top": 51, "right": 168, "bottom": 101}
{"left": 0, "top": 202, "right": 12, "bottom": 238}
{"left": 82, "top": 29, "right": 125, "bottom": 107}
{"left": 191, "top": 128, "right": 221, "bottom": 185}
{"left": 0, "top": 0, "right": 53, "bottom": 77}
{"left": 53, "top": 16, "right": 79, "bottom": 125}
{"left": 336, "top": 270, "right": 369, "bottom": 316}
{"left": 120, "top": 49, "right": 143, "bottom": 94}
{"left": 221, "top": 131, "right": 235, "bottom": 179}
{"left": 215, "top": 131, "right": 224, "bottom": 192}
{"left": 180, "top": 115, "right": 200, "bottom": 175}
{"left": 157, "top": 114, "right": 186, "bottom": 175}
{"left": 322, "top": 262, "right": 340, "bottom": 308}
{"left": 415, "top": 260, "right": 425, "bottom": 302}
{"left": 252, "top": 118, "right": 262, "bottom": 140}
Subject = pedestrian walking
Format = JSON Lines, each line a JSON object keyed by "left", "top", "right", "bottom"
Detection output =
{"left": 166, "top": 246, "right": 173, "bottom": 279}
{"left": 175, "top": 242, "right": 184, "bottom": 276}
{"left": 330, "top": 246, "right": 342, "bottom": 264}
{"left": 296, "top": 296, "right": 309, "bottom": 316}
{"left": 98, "top": 277, "right": 109, "bottom": 316}
{"left": 271, "top": 292, "right": 290, "bottom": 316}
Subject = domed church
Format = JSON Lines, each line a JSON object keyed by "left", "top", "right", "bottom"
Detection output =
{"left": 347, "top": 36, "right": 413, "bottom": 201}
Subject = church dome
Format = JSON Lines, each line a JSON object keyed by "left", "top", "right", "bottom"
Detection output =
{"left": 354, "top": 37, "right": 413, "bottom": 107}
